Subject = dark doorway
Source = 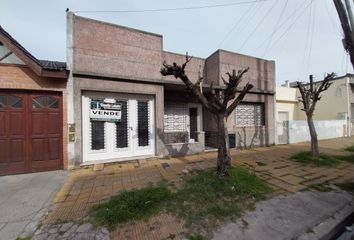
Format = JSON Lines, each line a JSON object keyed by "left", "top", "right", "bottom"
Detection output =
{"left": 189, "top": 108, "right": 198, "bottom": 141}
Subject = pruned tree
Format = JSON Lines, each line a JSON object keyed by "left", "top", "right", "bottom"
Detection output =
{"left": 160, "top": 54, "right": 253, "bottom": 177}
{"left": 333, "top": 0, "right": 354, "bottom": 68}
{"left": 296, "top": 73, "right": 336, "bottom": 159}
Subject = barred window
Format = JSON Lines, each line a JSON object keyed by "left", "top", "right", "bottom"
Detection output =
{"left": 235, "top": 103, "right": 265, "bottom": 126}
{"left": 164, "top": 103, "right": 187, "bottom": 132}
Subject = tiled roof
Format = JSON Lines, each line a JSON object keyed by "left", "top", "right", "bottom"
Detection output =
{"left": 39, "top": 60, "right": 66, "bottom": 71}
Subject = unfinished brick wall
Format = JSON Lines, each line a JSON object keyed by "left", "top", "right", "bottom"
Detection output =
{"left": 74, "top": 16, "right": 163, "bottom": 81}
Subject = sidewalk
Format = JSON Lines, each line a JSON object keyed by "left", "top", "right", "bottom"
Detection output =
{"left": 0, "top": 171, "right": 68, "bottom": 240}
{"left": 43, "top": 137, "right": 354, "bottom": 239}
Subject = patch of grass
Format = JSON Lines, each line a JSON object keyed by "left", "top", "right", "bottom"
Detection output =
{"left": 344, "top": 145, "right": 354, "bottom": 152}
{"left": 89, "top": 185, "right": 171, "bottom": 230}
{"left": 187, "top": 234, "right": 207, "bottom": 240}
{"left": 16, "top": 237, "right": 32, "bottom": 240}
{"left": 89, "top": 167, "right": 271, "bottom": 234}
{"left": 167, "top": 167, "right": 271, "bottom": 227}
{"left": 289, "top": 151, "right": 341, "bottom": 166}
{"left": 337, "top": 154, "right": 354, "bottom": 163}
{"left": 336, "top": 182, "right": 354, "bottom": 193}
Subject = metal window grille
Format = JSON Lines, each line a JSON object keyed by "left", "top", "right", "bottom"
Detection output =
{"left": 164, "top": 103, "right": 187, "bottom": 132}
{"left": 235, "top": 103, "right": 265, "bottom": 126}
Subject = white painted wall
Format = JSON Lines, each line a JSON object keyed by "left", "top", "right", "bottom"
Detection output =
{"left": 288, "top": 120, "right": 347, "bottom": 144}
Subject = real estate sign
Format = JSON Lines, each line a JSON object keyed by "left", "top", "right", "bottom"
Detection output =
{"left": 90, "top": 99, "right": 121, "bottom": 122}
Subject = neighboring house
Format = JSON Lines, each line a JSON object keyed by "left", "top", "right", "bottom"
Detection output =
{"left": 66, "top": 13, "right": 276, "bottom": 167}
{"left": 275, "top": 74, "right": 353, "bottom": 144}
{"left": 0, "top": 26, "right": 68, "bottom": 175}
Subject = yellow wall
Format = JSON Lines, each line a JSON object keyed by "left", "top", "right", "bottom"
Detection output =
{"left": 275, "top": 87, "right": 298, "bottom": 121}
{"left": 276, "top": 78, "right": 350, "bottom": 121}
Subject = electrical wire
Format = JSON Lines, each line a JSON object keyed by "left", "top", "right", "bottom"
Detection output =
{"left": 305, "top": 0, "right": 316, "bottom": 76}
{"left": 217, "top": 0, "right": 259, "bottom": 49}
{"left": 237, "top": 0, "right": 280, "bottom": 51}
{"left": 262, "top": 0, "right": 288, "bottom": 57}
{"left": 298, "top": 0, "right": 314, "bottom": 79}
{"left": 73, "top": 0, "right": 270, "bottom": 14}
{"left": 254, "top": 0, "right": 309, "bottom": 53}
{"left": 265, "top": 0, "right": 314, "bottom": 52}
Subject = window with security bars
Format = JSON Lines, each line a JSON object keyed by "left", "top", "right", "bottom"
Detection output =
{"left": 235, "top": 103, "right": 265, "bottom": 126}
{"left": 137, "top": 101, "right": 150, "bottom": 147}
{"left": 91, "top": 121, "right": 105, "bottom": 150}
{"left": 164, "top": 103, "right": 187, "bottom": 132}
{"left": 116, "top": 100, "right": 128, "bottom": 148}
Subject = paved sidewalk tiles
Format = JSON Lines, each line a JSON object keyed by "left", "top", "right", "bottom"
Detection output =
{"left": 43, "top": 137, "right": 354, "bottom": 238}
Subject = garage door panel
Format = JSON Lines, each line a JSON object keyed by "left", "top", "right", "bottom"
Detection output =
{"left": 48, "top": 112, "right": 61, "bottom": 135}
{"left": 0, "top": 140, "right": 9, "bottom": 163}
{"left": 0, "top": 112, "right": 6, "bottom": 137}
{"left": 9, "top": 112, "right": 25, "bottom": 137}
{"left": 10, "top": 139, "right": 25, "bottom": 162}
{"left": 31, "top": 112, "right": 46, "bottom": 136}
{"left": 48, "top": 138, "right": 60, "bottom": 160}
{"left": 31, "top": 138, "right": 47, "bottom": 161}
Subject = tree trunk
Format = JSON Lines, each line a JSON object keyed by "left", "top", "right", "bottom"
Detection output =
{"left": 216, "top": 113, "right": 231, "bottom": 176}
{"left": 307, "top": 115, "right": 319, "bottom": 159}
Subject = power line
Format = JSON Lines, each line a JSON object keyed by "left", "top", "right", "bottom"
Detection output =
{"left": 305, "top": 0, "right": 316, "bottom": 76}
{"left": 266, "top": 0, "right": 313, "bottom": 52}
{"left": 254, "top": 0, "right": 309, "bottom": 53}
{"left": 74, "top": 0, "right": 270, "bottom": 14}
{"left": 298, "top": 0, "right": 314, "bottom": 79}
{"left": 237, "top": 0, "right": 280, "bottom": 51}
{"left": 262, "top": 0, "right": 289, "bottom": 57}
{"left": 217, "top": 0, "right": 259, "bottom": 49}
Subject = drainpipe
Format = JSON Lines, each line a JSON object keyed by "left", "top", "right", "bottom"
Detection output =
{"left": 346, "top": 76, "right": 351, "bottom": 136}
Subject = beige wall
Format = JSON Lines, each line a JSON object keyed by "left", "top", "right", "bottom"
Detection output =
{"left": 275, "top": 86, "right": 298, "bottom": 121}
{"left": 310, "top": 78, "right": 348, "bottom": 120}
{"left": 276, "top": 79, "right": 350, "bottom": 121}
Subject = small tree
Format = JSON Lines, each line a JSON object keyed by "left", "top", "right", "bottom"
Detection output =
{"left": 296, "top": 73, "right": 336, "bottom": 159}
{"left": 160, "top": 54, "right": 253, "bottom": 177}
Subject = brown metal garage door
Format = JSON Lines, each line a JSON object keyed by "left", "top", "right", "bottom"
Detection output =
{"left": 0, "top": 91, "right": 63, "bottom": 175}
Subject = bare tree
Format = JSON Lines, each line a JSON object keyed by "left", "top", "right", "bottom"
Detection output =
{"left": 160, "top": 54, "right": 253, "bottom": 177}
{"left": 296, "top": 73, "right": 336, "bottom": 159}
{"left": 334, "top": 0, "right": 354, "bottom": 68}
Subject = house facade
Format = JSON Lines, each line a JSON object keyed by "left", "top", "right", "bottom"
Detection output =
{"left": 66, "top": 13, "right": 276, "bottom": 167}
{"left": 275, "top": 74, "right": 354, "bottom": 144}
{"left": 0, "top": 26, "right": 68, "bottom": 175}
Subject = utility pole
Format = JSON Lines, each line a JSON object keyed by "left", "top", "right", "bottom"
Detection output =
{"left": 334, "top": 0, "right": 354, "bottom": 69}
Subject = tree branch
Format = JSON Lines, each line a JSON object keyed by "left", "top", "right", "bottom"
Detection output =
{"left": 161, "top": 56, "right": 217, "bottom": 112}
{"left": 226, "top": 83, "right": 254, "bottom": 117}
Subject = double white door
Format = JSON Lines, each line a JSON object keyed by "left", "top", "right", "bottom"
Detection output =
{"left": 82, "top": 93, "right": 155, "bottom": 163}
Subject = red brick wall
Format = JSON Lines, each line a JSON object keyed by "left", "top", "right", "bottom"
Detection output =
{"left": 0, "top": 64, "right": 68, "bottom": 169}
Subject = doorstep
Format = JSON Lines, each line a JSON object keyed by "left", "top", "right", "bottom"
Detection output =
{"left": 80, "top": 154, "right": 158, "bottom": 166}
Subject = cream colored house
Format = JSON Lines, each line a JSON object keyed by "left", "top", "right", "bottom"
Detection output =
{"left": 275, "top": 74, "right": 354, "bottom": 144}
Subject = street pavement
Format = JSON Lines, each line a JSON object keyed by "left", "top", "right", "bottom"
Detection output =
{"left": 213, "top": 190, "right": 354, "bottom": 240}
{"left": 0, "top": 170, "right": 69, "bottom": 240}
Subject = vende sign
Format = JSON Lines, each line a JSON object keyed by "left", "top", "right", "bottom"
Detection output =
{"left": 90, "top": 99, "right": 122, "bottom": 122}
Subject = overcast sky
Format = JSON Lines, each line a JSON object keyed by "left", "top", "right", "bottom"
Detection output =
{"left": 0, "top": 0, "right": 351, "bottom": 85}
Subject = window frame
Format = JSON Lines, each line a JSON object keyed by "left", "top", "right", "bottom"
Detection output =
{"left": 235, "top": 102, "right": 265, "bottom": 127}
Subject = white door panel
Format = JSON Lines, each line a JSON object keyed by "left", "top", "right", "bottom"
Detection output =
{"left": 82, "top": 93, "right": 155, "bottom": 163}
